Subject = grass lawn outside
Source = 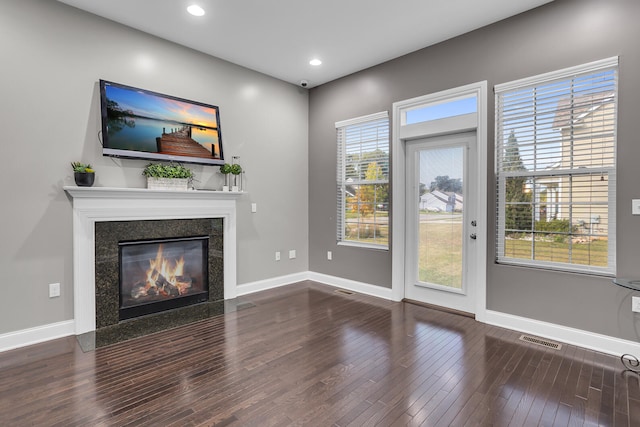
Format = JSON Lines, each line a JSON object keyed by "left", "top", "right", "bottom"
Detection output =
{"left": 344, "top": 225, "right": 389, "bottom": 246}
{"left": 344, "top": 210, "right": 389, "bottom": 246}
{"left": 418, "top": 218, "right": 463, "bottom": 289}
{"left": 503, "top": 238, "right": 608, "bottom": 266}
{"left": 416, "top": 217, "right": 608, "bottom": 289}
{"left": 345, "top": 211, "right": 607, "bottom": 280}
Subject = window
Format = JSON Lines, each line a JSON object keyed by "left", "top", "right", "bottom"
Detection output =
{"left": 405, "top": 95, "right": 477, "bottom": 125}
{"left": 336, "top": 111, "right": 389, "bottom": 248}
{"left": 495, "top": 57, "right": 618, "bottom": 275}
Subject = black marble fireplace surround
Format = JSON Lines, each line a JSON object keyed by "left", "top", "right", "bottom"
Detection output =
{"left": 91, "top": 218, "right": 225, "bottom": 348}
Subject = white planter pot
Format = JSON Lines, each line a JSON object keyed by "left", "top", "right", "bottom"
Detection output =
{"left": 146, "top": 177, "right": 190, "bottom": 191}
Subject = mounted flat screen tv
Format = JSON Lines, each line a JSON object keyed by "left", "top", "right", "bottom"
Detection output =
{"left": 100, "top": 80, "right": 224, "bottom": 165}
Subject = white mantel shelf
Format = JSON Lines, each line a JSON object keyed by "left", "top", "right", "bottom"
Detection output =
{"left": 64, "top": 185, "right": 239, "bottom": 335}
{"left": 63, "top": 186, "right": 245, "bottom": 200}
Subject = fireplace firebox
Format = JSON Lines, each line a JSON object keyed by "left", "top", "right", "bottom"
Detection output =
{"left": 119, "top": 236, "right": 209, "bottom": 320}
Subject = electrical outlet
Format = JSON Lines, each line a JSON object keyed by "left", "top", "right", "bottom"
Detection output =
{"left": 49, "top": 282, "right": 61, "bottom": 298}
{"left": 633, "top": 296, "right": 640, "bottom": 313}
{"left": 633, "top": 199, "right": 640, "bottom": 215}
{"left": 275, "top": 251, "right": 281, "bottom": 261}
{"left": 289, "top": 250, "right": 296, "bottom": 259}
{"left": 251, "top": 203, "right": 257, "bottom": 213}
{"left": 327, "top": 251, "right": 332, "bottom": 260}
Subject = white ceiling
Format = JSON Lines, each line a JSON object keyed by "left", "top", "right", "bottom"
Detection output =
{"left": 57, "top": 0, "right": 553, "bottom": 88}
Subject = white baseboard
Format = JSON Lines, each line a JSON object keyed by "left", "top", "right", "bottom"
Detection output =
{"left": 0, "top": 320, "right": 74, "bottom": 353}
{"left": 306, "top": 271, "right": 394, "bottom": 300}
{"left": 484, "top": 310, "right": 640, "bottom": 358}
{"left": 235, "top": 271, "right": 310, "bottom": 296}
{"left": 235, "top": 271, "right": 394, "bottom": 301}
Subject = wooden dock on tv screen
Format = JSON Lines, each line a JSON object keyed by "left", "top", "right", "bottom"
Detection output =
{"left": 156, "top": 127, "right": 214, "bottom": 158}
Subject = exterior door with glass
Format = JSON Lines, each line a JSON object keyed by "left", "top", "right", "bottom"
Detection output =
{"left": 405, "top": 132, "right": 477, "bottom": 314}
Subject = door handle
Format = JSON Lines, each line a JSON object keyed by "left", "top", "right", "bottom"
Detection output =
{"left": 470, "top": 233, "right": 477, "bottom": 240}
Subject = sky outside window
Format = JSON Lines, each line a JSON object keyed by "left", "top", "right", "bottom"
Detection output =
{"left": 406, "top": 96, "right": 477, "bottom": 125}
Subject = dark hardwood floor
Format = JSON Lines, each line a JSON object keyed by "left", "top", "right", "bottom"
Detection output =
{"left": 1, "top": 281, "right": 638, "bottom": 426}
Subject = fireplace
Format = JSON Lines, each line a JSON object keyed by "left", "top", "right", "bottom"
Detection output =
{"left": 93, "top": 217, "right": 224, "bottom": 334}
{"left": 65, "top": 186, "right": 240, "bottom": 344}
{"left": 119, "top": 236, "right": 210, "bottom": 320}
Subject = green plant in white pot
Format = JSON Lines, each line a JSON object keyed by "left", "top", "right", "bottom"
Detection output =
{"left": 230, "top": 163, "right": 242, "bottom": 191}
{"left": 219, "top": 163, "right": 232, "bottom": 191}
{"left": 219, "top": 162, "right": 243, "bottom": 191}
{"left": 142, "top": 163, "right": 194, "bottom": 191}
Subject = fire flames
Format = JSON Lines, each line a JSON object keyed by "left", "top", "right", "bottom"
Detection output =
{"left": 131, "top": 244, "right": 192, "bottom": 299}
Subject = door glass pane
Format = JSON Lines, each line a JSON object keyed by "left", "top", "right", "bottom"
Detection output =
{"left": 418, "top": 146, "right": 464, "bottom": 289}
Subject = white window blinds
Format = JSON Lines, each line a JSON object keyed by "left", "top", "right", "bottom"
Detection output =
{"left": 495, "top": 57, "right": 618, "bottom": 275}
{"left": 336, "top": 112, "right": 389, "bottom": 248}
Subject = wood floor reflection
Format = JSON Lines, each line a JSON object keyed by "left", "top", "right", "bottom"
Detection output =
{"left": 0, "top": 281, "right": 638, "bottom": 426}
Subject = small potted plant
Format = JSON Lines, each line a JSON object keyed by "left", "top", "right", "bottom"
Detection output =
{"left": 230, "top": 163, "right": 242, "bottom": 192}
{"left": 219, "top": 161, "right": 243, "bottom": 191}
{"left": 219, "top": 163, "right": 233, "bottom": 191}
{"left": 71, "top": 162, "right": 95, "bottom": 187}
{"left": 142, "top": 162, "right": 194, "bottom": 191}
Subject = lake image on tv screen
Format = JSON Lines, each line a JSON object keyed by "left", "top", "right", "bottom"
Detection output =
{"left": 104, "top": 85, "right": 220, "bottom": 158}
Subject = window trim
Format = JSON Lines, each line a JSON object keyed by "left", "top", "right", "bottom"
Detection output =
{"left": 494, "top": 57, "right": 619, "bottom": 93}
{"left": 335, "top": 111, "right": 388, "bottom": 129}
{"left": 494, "top": 57, "right": 618, "bottom": 276}
{"left": 336, "top": 111, "right": 389, "bottom": 250}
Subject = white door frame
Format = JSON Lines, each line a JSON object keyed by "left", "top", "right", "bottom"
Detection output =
{"left": 391, "top": 81, "right": 488, "bottom": 322}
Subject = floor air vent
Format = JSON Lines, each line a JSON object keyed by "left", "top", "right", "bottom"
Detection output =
{"left": 334, "top": 289, "right": 355, "bottom": 296}
{"left": 236, "top": 302, "right": 256, "bottom": 311}
{"left": 519, "top": 334, "right": 562, "bottom": 350}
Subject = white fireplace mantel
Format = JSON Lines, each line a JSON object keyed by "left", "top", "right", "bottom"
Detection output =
{"left": 64, "top": 186, "right": 241, "bottom": 335}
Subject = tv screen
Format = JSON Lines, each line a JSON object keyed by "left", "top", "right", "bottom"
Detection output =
{"left": 100, "top": 80, "right": 224, "bottom": 166}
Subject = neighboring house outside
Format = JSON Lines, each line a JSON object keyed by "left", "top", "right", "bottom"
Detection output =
{"left": 420, "top": 190, "right": 463, "bottom": 212}
{"left": 533, "top": 162, "right": 559, "bottom": 222}
{"left": 534, "top": 91, "right": 615, "bottom": 239}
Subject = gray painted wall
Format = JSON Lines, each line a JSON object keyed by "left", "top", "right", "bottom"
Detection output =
{"left": 308, "top": 0, "right": 640, "bottom": 341}
{"left": 0, "top": 0, "right": 309, "bottom": 335}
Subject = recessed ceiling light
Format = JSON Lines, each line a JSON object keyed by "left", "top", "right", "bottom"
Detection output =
{"left": 309, "top": 59, "right": 322, "bottom": 66}
{"left": 187, "top": 5, "right": 205, "bottom": 16}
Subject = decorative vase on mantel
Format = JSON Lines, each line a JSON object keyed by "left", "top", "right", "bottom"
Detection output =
{"left": 224, "top": 173, "right": 232, "bottom": 192}
{"left": 231, "top": 170, "right": 243, "bottom": 192}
